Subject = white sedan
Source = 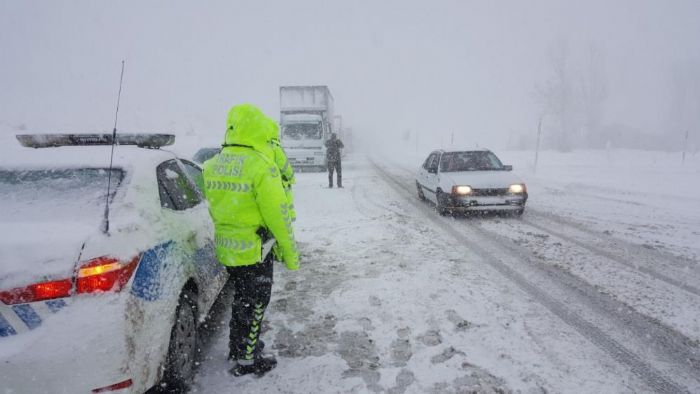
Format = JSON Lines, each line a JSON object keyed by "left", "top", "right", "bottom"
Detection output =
{"left": 416, "top": 149, "right": 528, "bottom": 215}
{"left": 0, "top": 134, "right": 228, "bottom": 393}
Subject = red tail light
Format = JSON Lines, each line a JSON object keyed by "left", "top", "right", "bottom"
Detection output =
{"left": 76, "top": 256, "right": 141, "bottom": 294}
{"left": 0, "top": 255, "right": 141, "bottom": 305}
{"left": 0, "top": 279, "right": 72, "bottom": 305}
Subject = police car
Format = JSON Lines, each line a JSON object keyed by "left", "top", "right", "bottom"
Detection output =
{"left": 0, "top": 134, "right": 228, "bottom": 393}
{"left": 416, "top": 149, "right": 528, "bottom": 215}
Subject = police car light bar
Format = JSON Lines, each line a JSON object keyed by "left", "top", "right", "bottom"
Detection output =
{"left": 16, "top": 133, "right": 176, "bottom": 149}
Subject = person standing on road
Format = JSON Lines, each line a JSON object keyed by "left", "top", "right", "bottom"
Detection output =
{"left": 202, "top": 104, "right": 300, "bottom": 377}
{"left": 325, "top": 132, "right": 344, "bottom": 188}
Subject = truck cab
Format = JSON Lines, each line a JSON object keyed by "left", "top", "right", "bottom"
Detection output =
{"left": 281, "top": 113, "right": 327, "bottom": 169}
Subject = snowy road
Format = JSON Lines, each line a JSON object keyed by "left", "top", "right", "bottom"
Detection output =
{"left": 189, "top": 156, "right": 700, "bottom": 394}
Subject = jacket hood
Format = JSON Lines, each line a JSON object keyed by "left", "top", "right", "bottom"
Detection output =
{"left": 264, "top": 117, "right": 280, "bottom": 142}
{"left": 224, "top": 104, "right": 271, "bottom": 154}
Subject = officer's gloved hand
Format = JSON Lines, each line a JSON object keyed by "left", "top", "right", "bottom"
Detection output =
{"left": 285, "top": 256, "right": 299, "bottom": 271}
{"left": 273, "top": 244, "right": 299, "bottom": 270}
{"left": 284, "top": 250, "right": 300, "bottom": 271}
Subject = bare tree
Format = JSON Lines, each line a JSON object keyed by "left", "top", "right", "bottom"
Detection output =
{"left": 669, "top": 59, "right": 700, "bottom": 154}
{"left": 535, "top": 39, "right": 576, "bottom": 151}
{"left": 579, "top": 44, "right": 607, "bottom": 147}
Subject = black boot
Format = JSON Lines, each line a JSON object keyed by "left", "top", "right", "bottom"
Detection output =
{"left": 230, "top": 354, "right": 277, "bottom": 377}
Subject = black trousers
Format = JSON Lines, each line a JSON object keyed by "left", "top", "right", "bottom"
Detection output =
{"left": 226, "top": 253, "right": 273, "bottom": 361}
{"left": 328, "top": 160, "right": 342, "bottom": 187}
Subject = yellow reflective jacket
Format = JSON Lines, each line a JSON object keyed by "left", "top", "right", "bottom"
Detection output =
{"left": 264, "top": 118, "right": 296, "bottom": 221}
{"left": 202, "top": 104, "right": 299, "bottom": 270}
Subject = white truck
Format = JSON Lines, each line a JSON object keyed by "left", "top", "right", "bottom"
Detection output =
{"left": 279, "top": 85, "right": 334, "bottom": 171}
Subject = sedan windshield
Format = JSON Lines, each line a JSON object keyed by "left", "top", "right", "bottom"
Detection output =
{"left": 440, "top": 151, "right": 505, "bottom": 172}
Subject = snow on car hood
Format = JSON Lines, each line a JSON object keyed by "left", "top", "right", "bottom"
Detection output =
{"left": 0, "top": 221, "right": 91, "bottom": 290}
{"left": 440, "top": 170, "right": 523, "bottom": 189}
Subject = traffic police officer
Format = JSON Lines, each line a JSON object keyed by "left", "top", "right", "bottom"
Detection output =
{"left": 202, "top": 104, "right": 299, "bottom": 376}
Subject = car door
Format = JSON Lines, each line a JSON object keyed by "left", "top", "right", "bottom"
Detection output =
{"left": 177, "top": 159, "right": 228, "bottom": 313}
{"left": 421, "top": 153, "right": 441, "bottom": 203}
{"left": 417, "top": 153, "right": 432, "bottom": 187}
{"left": 156, "top": 159, "right": 227, "bottom": 317}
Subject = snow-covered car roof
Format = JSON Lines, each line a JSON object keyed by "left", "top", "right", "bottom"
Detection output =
{"left": 433, "top": 148, "right": 492, "bottom": 154}
{"left": 0, "top": 144, "right": 177, "bottom": 171}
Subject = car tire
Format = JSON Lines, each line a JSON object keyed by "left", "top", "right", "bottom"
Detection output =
{"left": 435, "top": 189, "right": 450, "bottom": 216}
{"left": 163, "top": 288, "right": 198, "bottom": 390}
{"left": 416, "top": 181, "right": 426, "bottom": 201}
{"left": 514, "top": 207, "right": 525, "bottom": 216}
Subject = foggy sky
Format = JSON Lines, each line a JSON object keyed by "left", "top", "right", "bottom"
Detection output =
{"left": 1, "top": 0, "right": 699, "bottom": 150}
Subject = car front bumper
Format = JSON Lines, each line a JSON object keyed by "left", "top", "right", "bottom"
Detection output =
{"left": 448, "top": 193, "right": 528, "bottom": 211}
{"left": 285, "top": 148, "right": 326, "bottom": 167}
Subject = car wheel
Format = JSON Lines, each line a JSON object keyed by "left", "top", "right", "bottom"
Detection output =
{"left": 435, "top": 189, "right": 450, "bottom": 216}
{"left": 514, "top": 207, "right": 525, "bottom": 216}
{"left": 416, "top": 181, "right": 426, "bottom": 201}
{"left": 163, "top": 288, "right": 198, "bottom": 390}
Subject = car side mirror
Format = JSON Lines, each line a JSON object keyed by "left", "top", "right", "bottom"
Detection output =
{"left": 503, "top": 165, "right": 513, "bottom": 171}
{"left": 428, "top": 167, "right": 438, "bottom": 174}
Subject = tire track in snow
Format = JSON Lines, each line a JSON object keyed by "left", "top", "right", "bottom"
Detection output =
{"left": 465, "top": 218, "right": 700, "bottom": 381}
{"left": 515, "top": 217, "right": 700, "bottom": 297}
{"left": 525, "top": 208, "right": 699, "bottom": 273}
{"left": 370, "top": 159, "right": 695, "bottom": 394}
{"left": 350, "top": 178, "right": 409, "bottom": 221}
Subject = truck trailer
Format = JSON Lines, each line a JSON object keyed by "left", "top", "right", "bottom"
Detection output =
{"left": 279, "top": 85, "right": 334, "bottom": 171}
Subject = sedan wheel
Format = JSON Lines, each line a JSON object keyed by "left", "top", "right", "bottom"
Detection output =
{"left": 163, "top": 289, "right": 198, "bottom": 390}
{"left": 416, "top": 181, "right": 426, "bottom": 201}
{"left": 435, "top": 190, "right": 450, "bottom": 216}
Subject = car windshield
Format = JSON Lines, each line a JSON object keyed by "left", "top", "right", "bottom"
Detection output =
{"left": 439, "top": 151, "right": 505, "bottom": 172}
{"left": 283, "top": 123, "right": 322, "bottom": 140}
{"left": 0, "top": 168, "right": 124, "bottom": 223}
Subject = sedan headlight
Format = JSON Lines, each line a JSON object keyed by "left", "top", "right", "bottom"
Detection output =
{"left": 452, "top": 185, "right": 473, "bottom": 195}
{"left": 508, "top": 184, "right": 526, "bottom": 194}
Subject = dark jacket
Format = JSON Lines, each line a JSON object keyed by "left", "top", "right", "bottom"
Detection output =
{"left": 325, "top": 138, "right": 344, "bottom": 162}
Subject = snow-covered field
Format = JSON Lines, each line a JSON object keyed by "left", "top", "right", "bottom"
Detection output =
{"left": 189, "top": 149, "right": 700, "bottom": 393}
{"left": 500, "top": 149, "right": 700, "bottom": 261}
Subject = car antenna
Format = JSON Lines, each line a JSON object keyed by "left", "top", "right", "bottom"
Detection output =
{"left": 102, "top": 60, "right": 125, "bottom": 235}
